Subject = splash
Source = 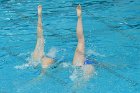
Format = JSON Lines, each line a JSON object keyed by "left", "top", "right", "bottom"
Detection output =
{"left": 87, "top": 49, "right": 106, "bottom": 57}
{"left": 14, "top": 53, "right": 39, "bottom": 70}
{"left": 62, "top": 62, "right": 71, "bottom": 68}
{"left": 14, "top": 62, "right": 31, "bottom": 70}
{"left": 46, "top": 47, "right": 57, "bottom": 58}
{"left": 69, "top": 67, "right": 83, "bottom": 81}
{"left": 14, "top": 47, "right": 57, "bottom": 70}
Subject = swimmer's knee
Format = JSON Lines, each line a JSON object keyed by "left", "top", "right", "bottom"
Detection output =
{"left": 41, "top": 56, "right": 54, "bottom": 69}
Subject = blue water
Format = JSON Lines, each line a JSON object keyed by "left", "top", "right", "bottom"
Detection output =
{"left": 0, "top": 0, "right": 140, "bottom": 93}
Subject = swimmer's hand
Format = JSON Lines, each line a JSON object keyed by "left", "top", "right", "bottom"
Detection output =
{"left": 76, "top": 4, "right": 82, "bottom": 17}
{"left": 38, "top": 5, "right": 42, "bottom": 16}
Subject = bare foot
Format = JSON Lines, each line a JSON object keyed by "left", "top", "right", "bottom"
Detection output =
{"left": 38, "top": 5, "right": 42, "bottom": 16}
{"left": 76, "top": 4, "right": 82, "bottom": 17}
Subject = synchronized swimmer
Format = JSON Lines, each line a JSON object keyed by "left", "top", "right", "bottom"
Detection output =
{"left": 31, "top": 4, "right": 95, "bottom": 77}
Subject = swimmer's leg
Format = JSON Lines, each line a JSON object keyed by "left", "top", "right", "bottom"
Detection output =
{"left": 72, "top": 4, "right": 85, "bottom": 66}
{"left": 32, "top": 5, "right": 44, "bottom": 66}
{"left": 72, "top": 5, "right": 95, "bottom": 79}
{"left": 41, "top": 48, "right": 57, "bottom": 75}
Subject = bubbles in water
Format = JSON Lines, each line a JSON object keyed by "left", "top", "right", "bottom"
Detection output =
{"left": 62, "top": 62, "right": 70, "bottom": 68}
{"left": 14, "top": 53, "right": 40, "bottom": 70}
{"left": 14, "top": 63, "right": 30, "bottom": 70}
{"left": 69, "top": 67, "right": 83, "bottom": 81}
{"left": 46, "top": 47, "right": 57, "bottom": 58}
{"left": 70, "top": 73, "right": 77, "bottom": 81}
{"left": 5, "top": 18, "right": 11, "bottom": 20}
{"left": 14, "top": 47, "right": 58, "bottom": 70}
{"left": 87, "top": 49, "right": 106, "bottom": 57}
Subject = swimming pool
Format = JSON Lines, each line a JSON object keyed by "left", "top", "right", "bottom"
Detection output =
{"left": 0, "top": 0, "right": 139, "bottom": 93}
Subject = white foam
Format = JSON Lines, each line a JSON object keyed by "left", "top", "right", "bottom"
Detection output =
{"left": 69, "top": 68, "right": 83, "bottom": 81}
{"left": 18, "top": 52, "right": 30, "bottom": 57}
{"left": 87, "top": 49, "right": 106, "bottom": 57}
{"left": 69, "top": 70, "right": 78, "bottom": 81}
{"left": 62, "top": 62, "right": 70, "bottom": 68}
{"left": 46, "top": 47, "right": 57, "bottom": 58}
{"left": 14, "top": 63, "right": 31, "bottom": 70}
{"left": 5, "top": 18, "right": 10, "bottom": 20}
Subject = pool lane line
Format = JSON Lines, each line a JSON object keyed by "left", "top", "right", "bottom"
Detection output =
{"left": 46, "top": 72, "right": 68, "bottom": 86}
{"left": 0, "top": 33, "right": 36, "bottom": 37}
{"left": 28, "top": 66, "right": 68, "bottom": 87}
{"left": 122, "top": 45, "right": 140, "bottom": 50}
{"left": 0, "top": 45, "right": 22, "bottom": 59}
{"left": 88, "top": 58, "right": 139, "bottom": 86}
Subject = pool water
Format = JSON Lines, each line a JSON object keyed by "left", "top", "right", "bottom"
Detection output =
{"left": 0, "top": 0, "right": 140, "bottom": 93}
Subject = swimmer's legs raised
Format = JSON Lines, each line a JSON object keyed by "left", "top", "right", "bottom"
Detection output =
{"left": 32, "top": 5, "right": 44, "bottom": 65}
{"left": 32, "top": 5, "right": 54, "bottom": 74}
{"left": 72, "top": 4, "right": 85, "bottom": 66}
{"left": 72, "top": 5, "right": 95, "bottom": 79}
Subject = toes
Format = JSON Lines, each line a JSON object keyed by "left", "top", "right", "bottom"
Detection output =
{"left": 77, "top": 4, "right": 81, "bottom": 10}
{"left": 38, "top": 5, "right": 42, "bottom": 9}
{"left": 38, "top": 5, "right": 42, "bottom": 15}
